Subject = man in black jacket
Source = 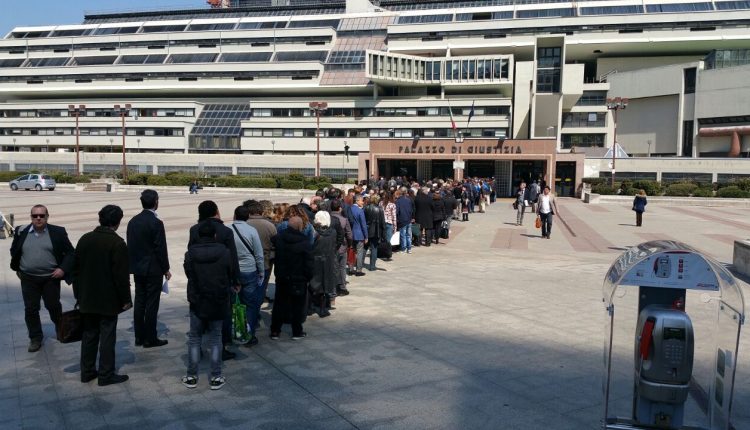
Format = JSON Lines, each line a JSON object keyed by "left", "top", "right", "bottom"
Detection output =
{"left": 364, "top": 195, "right": 386, "bottom": 271}
{"left": 10, "top": 204, "right": 75, "bottom": 353}
{"left": 74, "top": 205, "right": 132, "bottom": 386}
{"left": 414, "top": 187, "right": 434, "bottom": 247}
{"left": 269, "top": 217, "right": 313, "bottom": 340}
{"left": 187, "top": 200, "right": 240, "bottom": 360}
{"left": 183, "top": 221, "right": 237, "bottom": 390}
{"left": 126, "top": 189, "right": 171, "bottom": 348}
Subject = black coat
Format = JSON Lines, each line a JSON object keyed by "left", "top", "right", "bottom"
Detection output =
{"left": 10, "top": 224, "right": 75, "bottom": 281}
{"left": 126, "top": 210, "right": 170, "bottom": 277}
{"left": 309, "top": 226, "right": 337, "bottom": 295}
{"left": 414, "top": 193, "right": 433, "bottom": 228}
{"left": 73, "top": 227, "right": 131, "bottom": 316}
{"left": 364, "top": 204, "right": 386, "bottom": 241}
{"left": 184, "top": 240, "right": 232, "bottom": 321}
{"left": 444, "top": 195, "right": 458, "bottom": 215}
{"left": 273, "top": 228, "right": 313, "bottom": 293}
{"left": 188, "top": 218, "right": 239, "bottom": 285}
{"left": 431, "top": 198, "right": 445, "bottom": 222}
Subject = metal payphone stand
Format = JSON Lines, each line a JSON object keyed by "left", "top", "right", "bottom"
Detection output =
{"left": 603, "top": 241, "right": 745, "bottom": 430}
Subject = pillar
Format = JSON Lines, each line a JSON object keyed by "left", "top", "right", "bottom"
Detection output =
{"left": 729, "top": 130, "right": 741, "bottom": 157}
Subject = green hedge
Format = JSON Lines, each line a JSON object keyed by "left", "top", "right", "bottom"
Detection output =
{"left": 665, "top": 183, "right": 698, "bottom": 197}
{"left": 717, "top": 186, "right": 750, "bottom": 198}
{"left": 592, "top": 184, "right": 618, "bottom": 195}
{"left": 279, "top": 179, "right": 304, "bottom": 189}
{"left": 631, "top": 180, "right": 662, "bottom": 197}
{"left": 691, "top": 188, "right": 713, "bottom": 198}
{"left": 583, "top": 177, "right": 607, "bottom": 185}
{"left": 0, "top": 170, "right": 92, "bottom": 183}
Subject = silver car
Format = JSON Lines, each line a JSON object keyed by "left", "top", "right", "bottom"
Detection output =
{"left": 9, "top": 173, "right": 56, "bottom": 191}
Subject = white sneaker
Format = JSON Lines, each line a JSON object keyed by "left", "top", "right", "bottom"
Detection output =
{"left": 210, "top": 376, "right": 225, "bottom": 390}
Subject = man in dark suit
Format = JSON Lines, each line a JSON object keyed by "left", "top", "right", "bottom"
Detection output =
{"left": 10, "top": 204, "right": 75, "bottom": 353}
{"left": 126, "top": 190, "right": 171, "bottom": 348}
{"left": 74, "top": 205, "right": 132, "bottom": 386}
{"left": 188, "top": 200, "right": 240, "bottom": 360}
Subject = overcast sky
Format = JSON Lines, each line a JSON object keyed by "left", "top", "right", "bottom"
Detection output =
{"left": 2, "top": 1, "right": 206, "bottom": 36}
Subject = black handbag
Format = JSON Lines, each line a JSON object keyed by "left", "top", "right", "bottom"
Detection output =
{"left": 57, "top": 304, "right": 82, "bottom": 343}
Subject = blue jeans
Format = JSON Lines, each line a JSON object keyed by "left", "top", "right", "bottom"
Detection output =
{"left": 238, "top": 271, "right": 264, "bottom": 336}
{"left": 187, "top": 312, "right": 222, "bottom": 378}
{"left": 399, "top": 224, "right": 412, "bottom": 251}
{"left": 385, "top": 223, "right": 393, "bottom": 244}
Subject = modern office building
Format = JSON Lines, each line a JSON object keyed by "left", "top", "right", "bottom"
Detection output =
{"left": 1, "top": 0, "right": 749, "bottom": 195}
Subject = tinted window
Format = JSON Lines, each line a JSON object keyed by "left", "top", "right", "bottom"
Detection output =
{"left": 42, "top": 175, "right": 52, "bottom": 179}
{"left": 18, "top": 175, "right": 29, "bottom": 180}
{"left": 29, "top": 175, "right": 38, "bottom": 180}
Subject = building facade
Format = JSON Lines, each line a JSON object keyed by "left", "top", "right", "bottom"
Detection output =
{"left": 0, "top": 0, "right": 749, "bottom": 194}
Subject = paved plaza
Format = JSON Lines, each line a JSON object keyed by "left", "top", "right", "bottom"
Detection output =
{"left": 0, "top": 188, "right": 748, "bottom": 430}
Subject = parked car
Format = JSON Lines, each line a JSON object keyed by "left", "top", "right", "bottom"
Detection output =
{"left": 9, "top": 173, "right": 56, "bottom": 191}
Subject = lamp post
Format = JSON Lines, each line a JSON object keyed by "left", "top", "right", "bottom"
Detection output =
{"left": 109, "top": 138, "right": 114, "bottom": 153}
{"left": 271, "top": 139, "right": 275, "bottom": 154}
{"left": 67, "top": 104, "right": 86, "bottom": 176}
{"left": 647, "top": 140, "right": 652, "bottom": 158}
{"left": 114, "top": 104, "right": 132, "bottom": 181}
{"left": 309, "top": 101, "right": 328, "bottom": 177}
{"left": 606, "top": 97, "right": 628, "bottom": 187}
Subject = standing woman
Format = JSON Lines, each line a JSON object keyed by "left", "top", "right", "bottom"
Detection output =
{"left": 381, "top": 192, "right": 397, "bottom": 245}
{"left": 633, "top": 189, "right": 647, "bottom": 227}
{"left": 431, "top": 192, "right": 445, "bottom": 244}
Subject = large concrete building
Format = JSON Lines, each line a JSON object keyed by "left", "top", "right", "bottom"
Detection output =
{"left": 1, "top": 0, "right": 749, "bottom": 195}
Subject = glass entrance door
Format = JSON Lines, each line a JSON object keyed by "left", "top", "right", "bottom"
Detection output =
{"left": 555, "top": 161, "right": 576, "bottom": 197}
{"left": 431, "top": 160, "right": 454, "bottom": 180}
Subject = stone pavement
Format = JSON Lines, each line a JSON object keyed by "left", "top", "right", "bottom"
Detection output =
{"left": 0, "top": 189, "right": 747, "bottom": 430}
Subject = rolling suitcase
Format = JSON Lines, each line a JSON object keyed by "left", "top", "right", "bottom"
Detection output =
{"left": 378, "top": 240, "right": 393, "bottom": 260}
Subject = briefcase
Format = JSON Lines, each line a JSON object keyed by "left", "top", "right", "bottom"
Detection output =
{"left": 57, "top": 306, "right": 82, "bottom": 343}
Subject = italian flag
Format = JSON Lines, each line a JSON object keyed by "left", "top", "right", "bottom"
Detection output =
{"left": 449, "top": 108, "right": 457, "bottom": 131}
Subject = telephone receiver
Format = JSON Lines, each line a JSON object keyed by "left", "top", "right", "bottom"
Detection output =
{"left": 639, "top": 316, "right": 656, "bottom": 361}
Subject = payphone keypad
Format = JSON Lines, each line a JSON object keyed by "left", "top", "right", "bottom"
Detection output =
{"left": 662, "top": 328, "right": 687, "bottom": 366}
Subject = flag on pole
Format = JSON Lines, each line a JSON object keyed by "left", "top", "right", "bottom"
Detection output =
{"left": 447, "top": 99, "right": 457, "bottom": 132}
{"left": 466, "top": 100, "right": 475, "bottom": 128}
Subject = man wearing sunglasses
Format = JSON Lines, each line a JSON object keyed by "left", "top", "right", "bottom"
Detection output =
{"left": 10, "top": 204, "right": 75, "bottom": 352}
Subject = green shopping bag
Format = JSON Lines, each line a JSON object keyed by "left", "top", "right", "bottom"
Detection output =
{"left": 231, "top": 295, "right": 250, "bottom": 344}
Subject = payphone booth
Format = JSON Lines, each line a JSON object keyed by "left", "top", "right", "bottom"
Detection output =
{"left": 602, "top": 241, "right": 745, "bottom": 430}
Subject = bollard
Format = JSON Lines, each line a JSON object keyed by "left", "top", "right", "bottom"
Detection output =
{"left": 9, "top": 213, "right": 14, "bottom": 228}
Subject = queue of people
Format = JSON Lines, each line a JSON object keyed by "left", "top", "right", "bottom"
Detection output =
{"left": 7, "top": 177, "right": 498, "bottom": 391}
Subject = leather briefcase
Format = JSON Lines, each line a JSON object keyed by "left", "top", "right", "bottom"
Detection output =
{"left": 57, "top": 306, "right": 83, "bottom": 343}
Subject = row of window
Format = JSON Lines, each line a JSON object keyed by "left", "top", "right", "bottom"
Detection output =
{"left": 5, "top": 51, "right": 332, "bottom": 68}
{"left": 0, "top": 128, "right": 184, "bottom": 136}
{"left": 8, "top": 19, "right": 341, "bottom": 39}
{"left": 0, "top": 70, "right": 320, "bottom": 83}
{"left": 560, "top": 134, "right": 605, "bottom": 149}
{"left": 242, "top": 128, "right": 508, "bottom": 138}
{"left": 250, "top": 106, "right": 510, "bottom": 118}
{"left": 0, "top": 108, "right": 195, "bottom": 118}
{"left": 561, "top": 112, "right": 606, "bottom": 128}
{"left": 369, "top": 55, "right": 510, "bottom": 82}
{"left": 0, "top": 36, "right": 333, "bottom": 54}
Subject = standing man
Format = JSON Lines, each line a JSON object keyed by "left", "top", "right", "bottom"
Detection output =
{"left": 127, "top": 189, "right": 171, "bottom": 348}
{"left": 188, "top": 200, "right": 240, "bottom": 361}
{"left": 536, "top": 186, "right": 560, "bottom": 239}
{"left": 230, "top": 205, "right": 265, "bottom": 346}
{"left": 395, "top": 189, "right": 414, "bottom": 254}
{"left": 528, "top": 180, "right": 541, "bottom": 213}
{"left": 350, "top": 196, "right": 368, "bottom": 277}
{"left": 10, "top": 204, "right": 74, "bottom": 353}
{"left": 515, "top": 182, "right": 527, "bottom": 226}
{"left": 74, "top": 205, "right": 132, "bottom": 386}
{"left": 329, "top": 199, "right": 352, "bottom": 295}
{"left": 243, "top": 199, "right": 277, "bottom": 305}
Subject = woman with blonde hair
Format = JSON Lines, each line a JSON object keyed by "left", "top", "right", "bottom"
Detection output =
{"left": 272, "top": 203, "right": 289, "bottom": 225}
{"left": 632, "top": 189, "right": 648, "bottom": 227}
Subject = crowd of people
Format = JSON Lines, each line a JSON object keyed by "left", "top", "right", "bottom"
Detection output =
{"left": 8, "top": 176, "right": 501, "bottom": 391}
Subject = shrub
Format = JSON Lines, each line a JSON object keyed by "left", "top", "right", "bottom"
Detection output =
{"left": 665, "top": 183, "right": 697, "bottom": 197}
{"left": 124, "top": 173, "right": 150, "bottom": 185}
{"left": 0, "top": 171, "right": 23, "bottom": 181}
{"left": 583, "top": 177, "right": 606, "bottom": 185}
{"left": 725, "top": 178, "right": 750, "bottom": 192}
{"left": 286, "top": 172, "right": 305, "bottom": 183}
{"left": 631, "top": 180, "right": 662, "bottom": 197}
{"left": 591, "top": 184, "right": 618, "bottom": 195}
{"left": 146, "top": 175, "right": 171, "bottom": 186}
{"left": 279, "top": 179, "right": 304, "bottom": 189}
{"left": 691, "top": 188, "right": 713, "bottom": 198}
{"left": 717, "top": 186, "right": 750, "bottom": 198}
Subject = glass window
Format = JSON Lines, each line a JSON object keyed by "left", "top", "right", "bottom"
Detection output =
{"left": 73, "top": 56, "right": 118, "bottom": 66}
{"left": 684, "top": 67, "right": 697, "bottom": 94}
{"left": 580, "top": 5, "right": 644, "bottom": 15}
{"left": 142, "top": 25, "right": 187, "bottom": 33}
{"left": 274, "top": 51, "right": 329, "bottom": 62}
{"left": 26, "top": 57, "right": 70, "bottom": 67}
{"left": 219, "top": 52, "right": 272, "bottom": 62}
{"left": 167, "top": 54, "right": 218, "bottom": 64}
{"left": 187, "top": 23, "right": 236, "bottom": 31}
{"left": 646, "top": 3, "right": 713, "bottom": 12}
{"left": 715, "top": 1, "right": 750, "bottom": 10}
{"left": 517, "top": 8, "right": 575, "bottom": 18}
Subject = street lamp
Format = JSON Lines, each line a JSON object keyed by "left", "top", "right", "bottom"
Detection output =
{"left": 343, "top": 140, "right": 349, "bottom": 183}
{"left": 271, "top": 139, "right": 275, "bottom": 154}
{"left": 109, "top": 138, "right": 114, "bottom": 153}
{"left": 309, "top": 101, "right": 328, "bottom": 177}
{"left": 647, "top": 140, "right": 652, "bottom": 158}
{"left": 114, "top": 104, "right": 132, "bottom": 181}
{"left": 606, "top": 97, "right": 628, "bottom": 187}
{"left": 67, "top": 104, "right": 86, "bottom": 176}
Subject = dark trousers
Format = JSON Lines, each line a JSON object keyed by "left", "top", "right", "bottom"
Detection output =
{"left": 270, "top": 281, "right": 306, "bottom": 336}
{"left": 133, "top": 275, "right": 162, "bottom": 343}
{"left": 422, "top": 227, "right": 433, "bottom": 246}
{"left": 540, "top": 212, "right": 553, "bottom": 237}
{"left": 19, "top": 273, "right": 62, "bottom": 340}
{"left": 433, "top": 220, "right": 442, "bottom": 243}
{"left": 81, "top": 313, "right": 118, "bottom": 381}
{"left": 636, "top": 211, "right": 643, "bottom": 227}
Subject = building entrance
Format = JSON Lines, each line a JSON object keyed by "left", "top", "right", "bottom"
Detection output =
{"left": 555, "top": 161, "right": 576, "bottom": 197}
{"left": 377, "top": 159, "right": 417, "bottom": 179}
{"left": 466, "top": 160, "right": 495, "bottom": 178}
{"left": 512, "top": 160, "right": 546, "bottom": 189}
{"left": 431, "top": 160, "right": 454, "bottom": 179}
